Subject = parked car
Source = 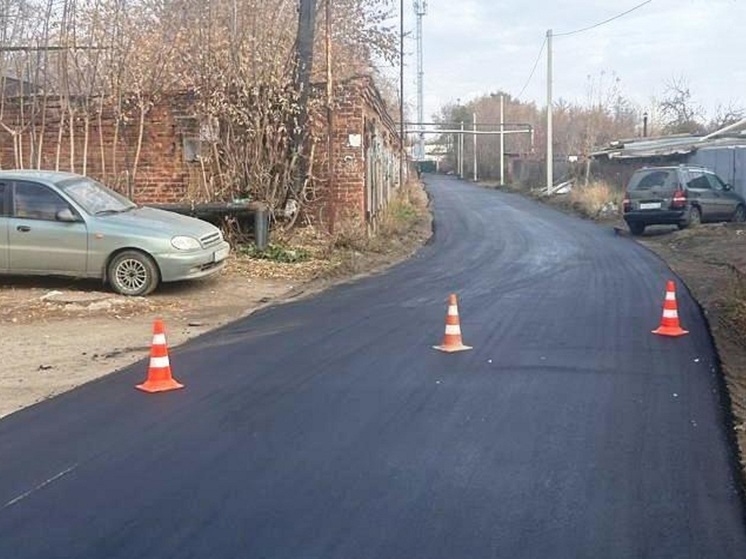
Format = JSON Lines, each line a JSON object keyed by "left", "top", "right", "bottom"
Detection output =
{"left": 623, "top": 165, "right": 746, "bottom": 235}
{"left": 0, "top": 170, "right": 230, "bottom": 295}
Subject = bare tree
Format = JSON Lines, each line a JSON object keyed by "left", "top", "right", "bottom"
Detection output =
{"left": 708, "top": 102, "right": 745, "bottom": 132}
{"left": 658, "top": 76, "right": 705, "bottom": 134}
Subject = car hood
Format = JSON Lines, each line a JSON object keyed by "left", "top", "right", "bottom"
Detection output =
{"left": 93, "top": 207, "right": 220, "bottom": 238}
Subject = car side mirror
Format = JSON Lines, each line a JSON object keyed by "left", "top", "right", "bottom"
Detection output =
{"left": 724, "top": 183, "right": 733, "bottom": 191}
{"left": 56, "top": 208, "right": 79, "bottom": 222}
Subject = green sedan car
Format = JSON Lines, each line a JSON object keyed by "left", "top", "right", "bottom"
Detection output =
{"left": 0, "top": 171, "right": 230, "bottom": 296}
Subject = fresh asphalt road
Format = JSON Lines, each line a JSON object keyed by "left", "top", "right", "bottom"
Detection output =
{"left": 1, "top": 175, "right": 745, "bottom": 558}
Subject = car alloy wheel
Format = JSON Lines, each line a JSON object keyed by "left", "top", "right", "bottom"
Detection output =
{"left": 108, "top": 250, "right": 159, "bottom": 296}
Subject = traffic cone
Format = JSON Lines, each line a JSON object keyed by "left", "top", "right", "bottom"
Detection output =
{"left": 433, "top": 294, "right": 473, "bottom": 353}
{"left": 652, "top": 280, "right": 689, "bottom": 337}
{"left": 136, "top": 319, "right": 185, "bottom": 393}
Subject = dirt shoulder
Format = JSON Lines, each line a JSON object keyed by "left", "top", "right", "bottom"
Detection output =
{"left": 0, "top": 182, "right": 432, "bottom": 420}
{"left": 489, "top": 181, "right": 746, "bottom": 473}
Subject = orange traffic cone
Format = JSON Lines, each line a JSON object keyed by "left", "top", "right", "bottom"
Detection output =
{"left": 136, "top": 319, "right": 185, "bottom": 393}
{"left": 433, "top": 294, "right": 473, "bottom": 353}
{"left": 652, "top": 280, "right": 689, "bottom": 337}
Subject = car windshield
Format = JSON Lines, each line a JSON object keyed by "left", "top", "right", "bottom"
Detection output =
{"left": 58, "top": 177, "right": 137, "bottom": 215}
{"left": 628, "top": 169, "right": 676, "bottom": 191}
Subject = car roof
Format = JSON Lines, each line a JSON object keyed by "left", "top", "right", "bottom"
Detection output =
{"left": 0, "top": 170, "right": 83, "bottom": 184}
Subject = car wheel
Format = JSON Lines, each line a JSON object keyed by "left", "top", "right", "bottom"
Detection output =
{"left": 687, "top": 206, "right": 702, "bottom": 228}
{"left": 733, "top": 205, "right": 746, "bottom": 223}
{"left": 107, "top": 250, "right": 160, "bottom": 296}
{"left": 628, "top": 222, "right": 645, "bottom": 236}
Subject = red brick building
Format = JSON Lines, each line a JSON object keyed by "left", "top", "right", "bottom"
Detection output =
{"left": 0, "top": 76, "right": 403, "bottom": 230}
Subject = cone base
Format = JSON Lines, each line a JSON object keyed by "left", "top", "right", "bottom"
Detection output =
{"left": 136, "top": 379, "right": 185, "bottom": 393}
{"left": 433, "top": 344, "right": 473, "bottom": 353}
{"left": 652, "top": 326, "right": 689, "bottom": 337}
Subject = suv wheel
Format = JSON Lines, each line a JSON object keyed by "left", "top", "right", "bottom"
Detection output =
{"left": 733, "top": 205, "right": 746, "bottom": 223}
{"left": 628, "top": 222, "right": 645, "bottom": 236}
{"left": 686, "top": 206, "right": 702, "bottom": 228}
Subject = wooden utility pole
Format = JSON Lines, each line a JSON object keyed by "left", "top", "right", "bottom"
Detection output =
{"left": 399, "top": 0, "right": 405, "bottom": 188}
{"left": 326, "top": 0, "right": 334, "bottom": 195}
{"left": 546, "top": 28, "right": 553, "bottom": 195}
{"left": 293, "top": 0, "right": 318, "bottom": 197}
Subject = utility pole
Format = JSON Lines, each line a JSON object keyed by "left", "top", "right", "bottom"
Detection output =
{"left": 458, "top": 120, "right": 464, "bottom": 179}
{"left": 414, "top": 0, "right": 427, "bottom": 161}
{"left": 325, "top": 0, "right": 334, "bottom": 195}
{"left": 293, "top": 0, "right": 318, "bottom": 197}
{"left": 399, "top": 0, "right": 405, "bottom": 187}
{"left": 500, "top": 94, "right": 505, "bottom": 185}
{"left": 473, "top": 112, "right": 478, "bottom": 182}
{"left": 546, "top": 28, "right": 553, "bottom": 195}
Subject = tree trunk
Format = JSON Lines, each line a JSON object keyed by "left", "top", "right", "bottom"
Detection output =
{"left": 131, "top": 102, "right": 148, "bottom": 188}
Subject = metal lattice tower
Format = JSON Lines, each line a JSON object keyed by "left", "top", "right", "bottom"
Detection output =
{"left": 414, "top": 0, "right": 427, "bottom": 161}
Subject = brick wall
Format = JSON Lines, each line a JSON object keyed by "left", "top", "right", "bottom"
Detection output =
{"left": 313, "top": 76, "right": 403, "bottom": 231}
{"left": 0, "top": 78, "right": 403, "bottom": 227}
{"left": 0, "top": 94, "right": 200, "bottom": 204}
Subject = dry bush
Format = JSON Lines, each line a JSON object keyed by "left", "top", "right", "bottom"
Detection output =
{"left": 331, "top": 211, "right": 371, "bottom": 252}
{"left": 568, "top": 180, "right": 623, "bottom": 218}
{"left": 377, "top": 192, "right": 418, "bottom": 237}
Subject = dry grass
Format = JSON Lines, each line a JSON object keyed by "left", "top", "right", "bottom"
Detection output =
{"left": 568, "top": 180, "right": 623, "bottom": 218}
{"left": 235, "top": 180, "right": 432, "bottom": 281}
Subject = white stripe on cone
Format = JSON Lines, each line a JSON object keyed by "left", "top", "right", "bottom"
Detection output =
{"left": 153, "top": 334, "right": 166, "bottom": 345}
{"left": 445, "top": 324, "right": 462, "bottom": 335}
{"left": 152, "top": 333, "right": 167, "bottom": 345}
{"left": 665, "top": 292, "right": 676, "bottom": 301}
{"left": 663, "top": 309, "right": 679, "bottom": 319}
{"left": 149, "top": 356, "right": 170, "bottom": 369}
{"left": 447, "top": 306, "right": 459, "bottom": 317}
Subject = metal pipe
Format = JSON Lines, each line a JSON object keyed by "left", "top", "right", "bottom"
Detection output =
{"left": 700, "top": 117, "right": 746, "bottom": 141}
{"left": 404, "top": 128, "right": 532, "bottom": 135}
{"left": 404, "top": 121, "right": 534, "bottom": 128}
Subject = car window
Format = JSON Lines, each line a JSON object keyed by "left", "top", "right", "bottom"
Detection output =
{"left": 13, "top": 181, "right": 70, "bottom": 221}
{"left": 686, "top": 170, "right": 711, "bottom": 190}
{"left": 705, "top": 172, "right": 727, "bottom": 190}
{"left": 628, "top": 170, "right": 675, "bottom": 191}
{"left": 0, "top": 182, "right": 6, "bottom": 216}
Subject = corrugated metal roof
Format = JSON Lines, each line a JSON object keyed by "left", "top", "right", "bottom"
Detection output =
{"left": 591, "top": 133, "right": 746, "bottom": 160}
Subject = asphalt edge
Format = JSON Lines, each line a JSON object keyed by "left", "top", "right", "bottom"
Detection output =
{"left": 613, "top": 225, "right": 746, "bottom": 523}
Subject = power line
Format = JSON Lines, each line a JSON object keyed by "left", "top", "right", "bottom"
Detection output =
{"left": 516, "top": 37, "right": 546, "bottom": 100}
{"left": 554, "top": 0, "right": 653, "bottom": 37}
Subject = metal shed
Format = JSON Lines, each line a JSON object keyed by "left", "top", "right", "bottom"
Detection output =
{"left": 592, "top": 131, "right": 746, "bottom": 196}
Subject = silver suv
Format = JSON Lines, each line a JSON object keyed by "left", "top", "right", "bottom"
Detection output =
{"left": 623, "top": 165, "right": 746, "bottom": 235}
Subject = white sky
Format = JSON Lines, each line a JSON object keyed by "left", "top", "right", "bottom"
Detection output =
{"left": 395, "top": 0, "right": 746, "bottom": 122}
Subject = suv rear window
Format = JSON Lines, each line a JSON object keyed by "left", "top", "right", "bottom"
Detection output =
{"left": 628, "top": 169, "right": 677, "bottom": 191}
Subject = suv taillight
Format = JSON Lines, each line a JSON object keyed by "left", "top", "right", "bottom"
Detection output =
{"left": 671, "top": 189, "right": 687, "bottom": 209}
{"left": 623, "top": 192, "right": 631, "bottom": 212}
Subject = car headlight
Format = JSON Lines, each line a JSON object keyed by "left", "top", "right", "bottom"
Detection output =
{"left": 171, "top": 236, "right": 202, "bottom": 251}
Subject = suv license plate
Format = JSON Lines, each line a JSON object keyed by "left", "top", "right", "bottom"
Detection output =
{"left": 213, "top": 247, "right": 229, "bottom": 262}
{"left": 639, "top": 202, "right": 661, "bottom": 210}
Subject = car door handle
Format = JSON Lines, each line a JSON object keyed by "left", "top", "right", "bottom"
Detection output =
{"left": 16, "top": 225, "right": 31, "bottom": 232}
